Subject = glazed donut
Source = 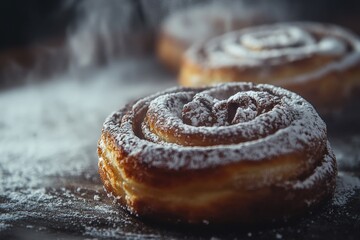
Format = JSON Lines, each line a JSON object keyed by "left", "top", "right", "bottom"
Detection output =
{"left": 179, "top": 22, "right": 360, "bottom": 114}
{"left": 97, "top": 82, "right": 337, "bottom": 224}
{"left": 157, "top": 4, "right": 274, "bottom": 72}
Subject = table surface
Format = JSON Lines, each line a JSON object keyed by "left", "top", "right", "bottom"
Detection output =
{"left": 1, "top": 59, "right": 360, "bottom": 240}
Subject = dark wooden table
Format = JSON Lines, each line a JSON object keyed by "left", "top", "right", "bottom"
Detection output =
{"left": 1, "top": 59, "right": 359, "bottom": 240}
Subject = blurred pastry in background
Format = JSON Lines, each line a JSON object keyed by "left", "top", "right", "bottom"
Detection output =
{"left": 179, "top": 22, "right": 360, "bottom": 114}
{"left": 156, "top": 3, "right": 278, "bottom": 72}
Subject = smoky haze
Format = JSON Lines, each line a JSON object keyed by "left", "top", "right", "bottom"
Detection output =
{"left": 0, "top": 0, "right": 359, "bottom": 87}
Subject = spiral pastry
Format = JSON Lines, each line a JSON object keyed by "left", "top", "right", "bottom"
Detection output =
{"left": 180, "top": 22, "right": 360, "bottom": 113}
{"left": 157, "top": 4, "right": 274, "bottom": 72}
{"left": 97, "top": 82, "right": 336, "bottom": 224}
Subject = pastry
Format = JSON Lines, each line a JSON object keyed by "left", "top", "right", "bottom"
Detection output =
{"left": 179, "top": 22, "right": 360, "bottom": 114}
{"left": 156, "top": 4, "right": 275, "bottom": 72}
{"left": 97, "top": 82, "right": 337, "bottom": 224}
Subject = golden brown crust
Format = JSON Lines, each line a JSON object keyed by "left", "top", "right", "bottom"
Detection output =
{"left": 156, "top": 33, "right": 188, "bottom": 72}
{"left": 98, "top": 133, "right": 336, "bottom": 224}
{"left": 97, "top": 83, "right": 337, "bottom": 224}
{"left": 179, "top": 22, "right": 360, "bottom": 114}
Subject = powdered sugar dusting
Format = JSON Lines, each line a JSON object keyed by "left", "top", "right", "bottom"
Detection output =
{"left": 102, "top": 82, "right": 330, "bottom": 173}
{"left": 332, "top": 172, "right": 360, "bottom": 206}
{"left": 187, "top": 22, "right": 360, "bottom": 83}
{"left": 292, "top": 142, "right": 336, "bottom": 189}
{"left": 0, "top": 58, "right": 173, "bottom": 237}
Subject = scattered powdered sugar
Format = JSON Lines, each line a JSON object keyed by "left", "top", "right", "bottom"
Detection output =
{"left": 0, "top": 58, "right": 174, "bottom": 236}
{"left": 84, "top": 227, "right": 160, "bottom": 239}
{"left": 0, "top": 223, "right": 11, "bottom": 231}
{"left": 331, "top": 133, "right": 360, "bottom": 170}
{"left": 1, "top": 53, "right": 357, "bottom": 238}
{"left": 275, "top": 233, "right": 283, "bottom": 239}
{"left": 332, "top": 172, "right": 360, "bottom": 207}
{"left": 292, "top": 143, "right": 336, "bottom": 190}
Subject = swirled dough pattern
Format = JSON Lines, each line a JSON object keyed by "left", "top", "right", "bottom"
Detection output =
{"left": 98, "top": 82, "right": 337, "bottom": 224}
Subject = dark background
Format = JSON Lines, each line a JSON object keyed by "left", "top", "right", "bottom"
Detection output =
{"left": 0, "top": 0, "right": 360, "bottom": 51}
{"left": 0, "top": 1, "right": 360, "bottom": 239}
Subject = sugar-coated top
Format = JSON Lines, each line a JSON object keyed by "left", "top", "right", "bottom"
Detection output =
{"left": 102, "top": 82, "right": 330, "bottom": 172}
{"left": 186, "top": 22, "right": 360, "bottom": 84}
